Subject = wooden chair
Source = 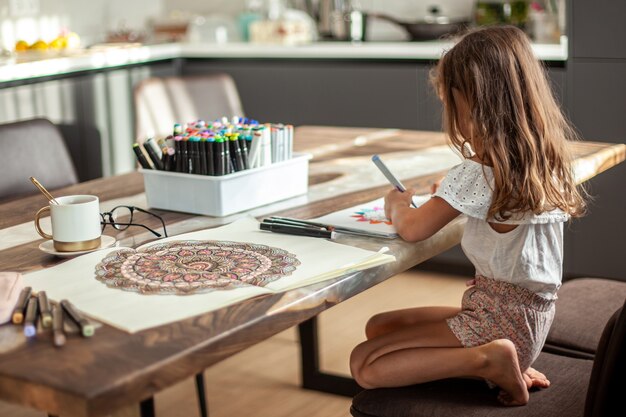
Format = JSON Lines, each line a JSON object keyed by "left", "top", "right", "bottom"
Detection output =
{"left": 133, "top": 73, "right": 244, "bottom": 141}
{"left": 543, "top": 277, "right": 626, "bottom": 359}
{"left": 0, "top": 118, "right": 78, "bottom": 202}
{"left": 350, "top": 299, "right": 626, "bottom": 417}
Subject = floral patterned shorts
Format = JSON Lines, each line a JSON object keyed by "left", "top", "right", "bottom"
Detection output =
{"left": 446, "top": 275, "right": 556, "bottom": 371}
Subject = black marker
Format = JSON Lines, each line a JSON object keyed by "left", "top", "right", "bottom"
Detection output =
{"left": 143, "top": 142, "right": 164, "bottom": 170}
{"left": 205, "top": 137, "right": 215, "bottom": 176}
{"left": 260, "top": 222, "right": 335, "bottom": 239}
{"left": 11, "top": 286, "right": 32, "bottom": 324}
{"left": 214, "top": 137, "right": 225, "bottom": 176}
{"left": 198, "top": 137, "right": 208, "bottom": 175}
{"left": 132, "top": 143, "right": 152, "bottom": 169}
{"left": 174, "top": 136, "right": 183, "bottom": 172}
{"left": 60, "top": 300, "right": 94, "bottom": 337}
{"left": 238, "top": 134, "right": 249, "bottom": 170}
{"left": 37, "top": 291, "right": 52, "bottom": 328}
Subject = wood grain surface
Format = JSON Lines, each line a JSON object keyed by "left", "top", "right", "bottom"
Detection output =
{"left": 0, "top": 126, "right": 623, "bottom": 417}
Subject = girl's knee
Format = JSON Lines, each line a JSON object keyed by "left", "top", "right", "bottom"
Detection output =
{"left": 365, "top": 313, "right": 389, "bottom": 339}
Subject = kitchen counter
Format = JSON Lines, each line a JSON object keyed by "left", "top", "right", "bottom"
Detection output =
{"left": 0, "top": 39, "right": 567, "bottom": 85}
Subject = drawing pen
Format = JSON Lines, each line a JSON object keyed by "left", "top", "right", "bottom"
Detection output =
{"left": 132, "top": 143, "right": 152, "bottom": 169}
{"left": 11, "top": 286, "right": 32, "bottom": 324}
{"left": 260, "top": 222, "right": 335, "bottom": 239}
{"left": 60, "top": 300, "right": 95, "bottom": 337}
{"left": 23, "top": 296, "right": 39, "bottom": 338}
{"left": 371, "top": 154, "right": 417, "bottom": 208}
{"left": 37, "top": 291, "right": 53, "bottom": 328}
{"left": 52, "top": 305, "right": 66, "bottom": 347}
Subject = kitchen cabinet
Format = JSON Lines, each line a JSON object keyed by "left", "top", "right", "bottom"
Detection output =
{"left": 181, "top": 59, "right": 423, "bottom": 129}
{"left": 570, "top": 1, "right": 626, "bottom": 59}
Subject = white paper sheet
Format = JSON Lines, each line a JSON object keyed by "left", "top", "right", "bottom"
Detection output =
{"left": 311, "top": 195, "right": 431, "bottom": 238}
{"left": 23, "top": 218, "right": 395, "bottom": 333}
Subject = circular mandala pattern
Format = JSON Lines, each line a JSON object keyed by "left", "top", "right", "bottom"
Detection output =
{"left": 95, "top": 240, "right": 300, "bottom": 295}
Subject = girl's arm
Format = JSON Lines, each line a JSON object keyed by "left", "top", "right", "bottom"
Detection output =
{"left": 385, "top": 188, "right": 461, "bottom": 242}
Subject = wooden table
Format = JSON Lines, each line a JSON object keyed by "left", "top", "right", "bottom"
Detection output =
{"left": 0, "top": 126, "right": 623, "bottom": 417}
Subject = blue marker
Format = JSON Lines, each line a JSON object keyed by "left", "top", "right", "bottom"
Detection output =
{"left": 372, "top": 155, "right": 418, "bottom": 208}
{"left": 23, "top": 297, "right": 39, "bottom": 338}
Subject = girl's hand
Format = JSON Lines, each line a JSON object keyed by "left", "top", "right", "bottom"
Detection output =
{"left": 384, "top": 187, "right": 417, "bottom": 219}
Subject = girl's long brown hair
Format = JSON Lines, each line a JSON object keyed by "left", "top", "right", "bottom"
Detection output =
{"left": 431, "top": 26, "right": 586, "bottom": 220}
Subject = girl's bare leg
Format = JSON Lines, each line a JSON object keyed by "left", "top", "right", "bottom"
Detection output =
{"left": 366, "top": 306, "right": 461, "bottom": 339}
{"left": 350, "top": 321, "right": 529, "bottom": 406}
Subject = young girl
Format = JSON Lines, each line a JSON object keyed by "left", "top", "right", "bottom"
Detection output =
{"left": 349, "top": 26, "right": 586, "bottom": 406}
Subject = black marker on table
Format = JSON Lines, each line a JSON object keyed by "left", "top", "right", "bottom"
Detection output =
{"left": 260, "top": 221, "right": 335, "bottom": 239}
{"left": 60, "top": 300, "right": 95, "bottom": 338}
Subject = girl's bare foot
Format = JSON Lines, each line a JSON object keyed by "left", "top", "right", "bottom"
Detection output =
{"left": 480, "top": 339, "right": 529, "bottom": 406}
{"left": 523, "top": 367, "right": 550, "bottom": 389}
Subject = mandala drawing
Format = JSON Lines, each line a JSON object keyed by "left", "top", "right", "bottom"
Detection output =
{"left": 351, "top": 206, "right": 392, "bottom": 225}
{"left": 95, "top": 240, "right": 300, "bottom": 295}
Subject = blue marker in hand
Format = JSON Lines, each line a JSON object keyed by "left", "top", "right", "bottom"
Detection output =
{"left": 372, "top": 155, "right": 418, "bottom": 208}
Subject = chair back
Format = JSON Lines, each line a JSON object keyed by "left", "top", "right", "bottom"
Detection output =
{"left": 133, "top": 74, "right": 244, "bottom": 142}
{"left": 0, "top": 118, "right": 78, "bottom": 201}
{"left": 584, "top": 298, "right": 626, "bottom": 417}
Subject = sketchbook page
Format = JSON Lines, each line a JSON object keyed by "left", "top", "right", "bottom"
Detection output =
{"left": 311, "top": 195, "right": 432, "bottom": 238}
{"left": 23, "top": 248, "right": 271, "bottom": 333}
{"left": 142, "top": 217, "right": 396, "bottom": 292}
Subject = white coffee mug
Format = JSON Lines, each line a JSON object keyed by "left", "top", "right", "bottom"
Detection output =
{"left": 34, "top": 195, "right": 102, "bottom": 252}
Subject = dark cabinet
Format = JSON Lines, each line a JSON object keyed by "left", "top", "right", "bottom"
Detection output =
{"left": 571, "top": 1, "right": 626, "bottom": 59}
{"left": 182, "top": 60, "right": 423, "bottom": 129}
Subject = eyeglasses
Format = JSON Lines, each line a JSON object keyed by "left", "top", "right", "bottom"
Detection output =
{"left": 100, "top": 206, "right": 168, "bottom": 238}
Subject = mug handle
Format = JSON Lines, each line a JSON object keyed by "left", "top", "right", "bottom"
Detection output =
{"left": 35, "top": 206, "right": 53, "bottom": 239}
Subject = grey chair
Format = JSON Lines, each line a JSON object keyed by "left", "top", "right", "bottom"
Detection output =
{"left": 350, "top": 299, "right": 626, "bottom": 417}
{"left": 0, "top": 118, "right": 78, "bottom": 201}
{"left": 543, "top": 277, "right": 626, "bottom": 359}
{"left": 133, "top": 73, "right": 244, "bottom": 141}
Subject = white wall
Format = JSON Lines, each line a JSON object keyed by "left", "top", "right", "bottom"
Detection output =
{"left": 0, "top": 0, "right": 478, "bottom": 48}
{"left": 0, "top": 0, "right": 163, "bottom": 49}
{"left": 161, "top": 0, "right": 475, "bottom": 41}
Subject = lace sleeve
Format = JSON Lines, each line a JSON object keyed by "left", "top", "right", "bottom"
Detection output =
{"left": 434, "top": 160, "right": 493, "bottom": 220}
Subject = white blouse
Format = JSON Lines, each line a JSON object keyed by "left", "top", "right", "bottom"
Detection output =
{"left": 434, "top": 159, "right": 569, "bottom": 299}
